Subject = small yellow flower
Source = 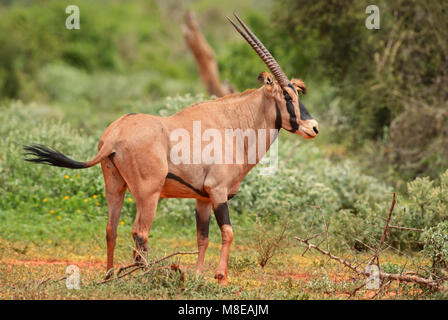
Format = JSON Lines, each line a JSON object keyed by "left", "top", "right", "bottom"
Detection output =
{"left": 95, "top": 201, "right": 100, "bottom": 205}
{"left": 47, "top": 240, "right": 52, "bottom": 244}
{"left": 84, "top": 199, "right": 89, "bottom": 203}
{"left": 50, "top": 210, "right": 55, "bottom": 214}
{"left": 102, "top": 193, "right": 106, "bottom": 197}
{"left": 43, "top": 198, "right": 48, "bottom": 203}
{"left": 57, "top": 216, "right": 62, "bottom": 220}
{"left": 64, "top": 196, "right": 69, "bottom": 200}
{"left": 77, "top": 210, "right": 82, "bottom": 214}
{"left": 128, "top": 197, "right": 133, "bottom": 203}
{"left": 120, "top": 221, "right": 125, "bottom": 225}
{"left": 93, "top": 195, "right": 98, "bottom": 199}
{"left": 64, "top": 174, "right": 70, "bottom": 179}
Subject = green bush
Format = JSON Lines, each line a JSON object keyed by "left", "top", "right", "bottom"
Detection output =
{"left": 0, "top": 96, "right": 391, "bottom": 247}
{"left": 1, "top": 96, "right": 445, "bottom": 254}
{"left": 272, "top": 0, "right": 448, "bottom": 179}
{"left": 422, "top": 221, "right": 448, "bottom": 277}
{"left": 0, "top": 0, "right": 201, "bottom": 101}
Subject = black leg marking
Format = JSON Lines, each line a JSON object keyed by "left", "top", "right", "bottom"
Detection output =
{"left": 195, "top": 209, "right": 210, "bottom": 238}
{"left": 227, "top": 193, "right": 236, "bottom": 200}
{"left": 134, "top": 234, "right": 146, "bottom": 251}
{"left": 214, "top": 202, "right": 231, "bottom": 227}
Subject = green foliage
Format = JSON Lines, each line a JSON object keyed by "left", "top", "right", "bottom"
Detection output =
{"left": 0, "top": 96, "right": 393, "bottom": 250}
{"left": 272, "top": 0, "right": 448, "bottom": 179}
{"left": 0, "top": 0, "right": 201, "bottom": 101}
{"left": 422, "top": 221, "right": 448, "bottom": 277}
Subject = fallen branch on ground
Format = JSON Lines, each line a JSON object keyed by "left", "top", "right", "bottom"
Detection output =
{"left": 97, "top": 251, "right": 198, "bottom": 285}
{"left": 295, "top": 193, "right": 444, "bottom": 297}
{"left": 294, "top": 235, "right": 442, "bottom": 291}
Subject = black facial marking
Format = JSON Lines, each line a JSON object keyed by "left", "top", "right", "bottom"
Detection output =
{"left": 274, "top": 101, "right": 282, "bottom": 130}
{"left": 282, "top": 89, "right": 299, "bottom": 132}
{"left": 288, "top": 83, "right": 313, "bottom": 121}
{"left": 288, "top": 83, "right": 298, "bottom": 94}
{"left": 214, "top": 202, "right": 231, "bottom": 227}
{"left": 166, "top": 172, "right": 209, "bottom": 198}
{"left": 195, "top": 209, "right": 210, "bottom": 238}
{"left": 299, "top": 99, "right": 312, "bottom": 121}
{"left": 126, "top": 113, "right": 138, "bottom": 116}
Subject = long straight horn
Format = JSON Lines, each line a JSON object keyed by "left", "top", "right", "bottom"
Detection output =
{"left": 227, "top": 13, "right": 289, "bottom": 87}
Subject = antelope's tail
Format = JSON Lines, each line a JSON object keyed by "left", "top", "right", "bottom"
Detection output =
{"left": 23, "top": 144, "right": 110, "bottom": 169}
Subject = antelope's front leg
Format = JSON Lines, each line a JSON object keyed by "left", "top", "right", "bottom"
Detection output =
{"left": 213, "top": 201, "right": 233, "bottom": 285}
{"left": 195, "top": 199, "right": 211, "bottom": 274}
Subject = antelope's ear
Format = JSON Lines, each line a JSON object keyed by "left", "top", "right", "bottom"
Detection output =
{"left": 258, "top": 72, "right": 274, "bottom": 86}
{"left": 291, "top": 78, "right": 307, "bottom": 95}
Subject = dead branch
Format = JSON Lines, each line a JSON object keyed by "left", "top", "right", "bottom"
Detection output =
{"left": 388, "top": 225, "right": 423, "bottom": 232}
{"left": 183, "top": 10, "right": 234, "bottom": 97}
{"left": 37, "top": 275, "right": 67, "bottom": 288}
{"left": 294, "top": 236, "right": 363, "bottom": 274}
{"left": 294, "top": 235, "right": 442, "bottom": 291}
{"left": 294, "top": 193, "right": 444, "bottom": 294}
{"left": 369, "top": 192, "right": 396, "bottom": 266}
{"left": 96, "top": 251, "right": 198, "bottom": 285}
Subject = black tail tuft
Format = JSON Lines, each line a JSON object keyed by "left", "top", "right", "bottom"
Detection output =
{"left": 23, "top": 144, "right": 86, "bottom": 169}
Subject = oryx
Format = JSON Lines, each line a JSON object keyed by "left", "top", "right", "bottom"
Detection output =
{"left": 24, "top": 14, "right": 318, "bottom": 285}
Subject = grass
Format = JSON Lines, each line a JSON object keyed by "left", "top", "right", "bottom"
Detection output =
{"left": 1, "top": 235, "right": 436, "bottom": 300}
{"left": 0, "top": 96, "right": 445, "bottom": 300}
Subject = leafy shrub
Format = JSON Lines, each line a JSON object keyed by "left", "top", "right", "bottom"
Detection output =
{"left": 252, "top": 214, "right": 291, "bottom": 268}
{"left": 272, "top": 0, "right": 448, "bottom": 179}
{"left": 422, "top": 221, "right": 448, "bottom": 277}
{"left": 3, "top": 95, "right": 445, "bottom": 254}
{"left": 0, "top": 96, "right": 393, "bottom": 248}
{"left": 35, "top": 63, "right": 196, "bottom": 110}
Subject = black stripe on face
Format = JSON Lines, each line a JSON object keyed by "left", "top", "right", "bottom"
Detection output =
{"left": 214, "top": 202, "right": 231, "bottom": 227}
{"left": 299, "top": 99, "right": 312, "bottom": 121}
{"left": 274, "top": 101, "right": 282, "bottom": 130}
{"left": 166, "top": 172, "right": 209, "bottom": 198}
{"left": 282, "top": 88, "right": 299, "bottom": 132}
{"left": 287, "top": 83, "right": 312, "bottom": 121}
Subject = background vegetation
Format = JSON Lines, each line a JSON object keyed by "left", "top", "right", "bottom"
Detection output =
{"left": 0, "top": 0, "right": 447, "bottom": 299}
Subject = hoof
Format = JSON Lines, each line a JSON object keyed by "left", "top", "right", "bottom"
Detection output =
{"left": 214, "top": 272, "right": 228, "bottom": 286}
{"left": 104, "top": 268, "right": 114, "bottom": 280}
{"left": 133, "top": 249, "right": 145, "bottom": 263}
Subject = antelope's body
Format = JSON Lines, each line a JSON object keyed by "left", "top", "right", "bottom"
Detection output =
{"left": 23, "top": 15, "right": 319, "bottom": 285}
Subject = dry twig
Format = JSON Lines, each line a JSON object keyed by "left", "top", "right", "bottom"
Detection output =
{"left": 97, "top": 251, "right": 198, "bottom": 285}
{"left": 295, "top": 193, "right": 443, "bottom": 296}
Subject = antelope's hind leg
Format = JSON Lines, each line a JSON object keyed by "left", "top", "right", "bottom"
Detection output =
{"left": 195, "top": 199, "right": 212, "bottom": 274}
{"left": 101, "top": 157, "right": 127, "bottom": 279}
{"left": 131, "top": 189, "right": 161, "bottom": 263}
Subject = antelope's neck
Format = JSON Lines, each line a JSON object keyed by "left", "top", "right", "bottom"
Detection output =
{"left": 228, "top": 89, "right": 279, "bottom": 133}
{"left": 226, "top": 89, "right": 280, "bottom": 164}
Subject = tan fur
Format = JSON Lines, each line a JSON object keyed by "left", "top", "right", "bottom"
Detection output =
{"left": 85, "top": 76, "right": 319, "bottom": 284}
{"left": 23, "top": 73, "right": 317, "bottom": 285}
